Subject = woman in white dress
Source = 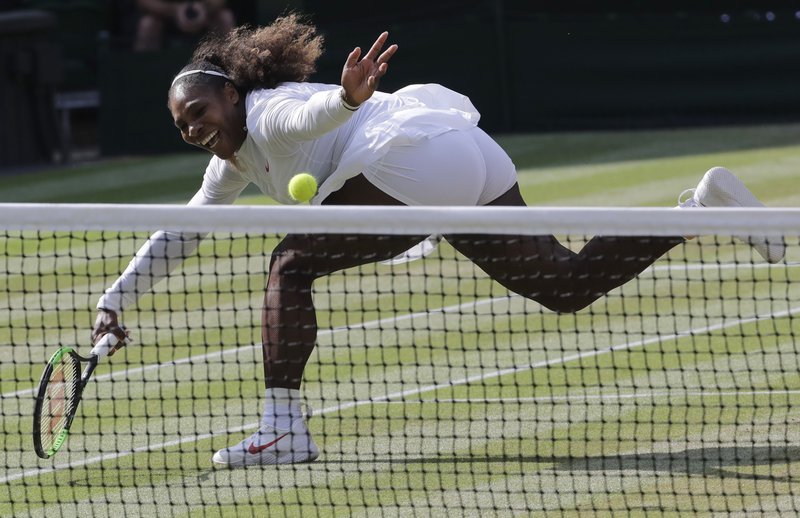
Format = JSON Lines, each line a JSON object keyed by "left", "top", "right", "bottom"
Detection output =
{"left": 91, "top": 14, "right": 783, "bottom": 467}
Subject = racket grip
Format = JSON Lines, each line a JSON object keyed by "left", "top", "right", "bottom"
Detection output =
{"left": 90, "top": 333, "right": 119, "bottom": 359}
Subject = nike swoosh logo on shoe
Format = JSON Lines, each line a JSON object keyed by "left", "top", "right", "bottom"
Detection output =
{"left": 247, "top": 432, "right": 290, "bottom": 454}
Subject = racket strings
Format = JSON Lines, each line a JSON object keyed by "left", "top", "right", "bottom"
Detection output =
{"left": 40, "top": 358, "right": 79, "bottom": 450}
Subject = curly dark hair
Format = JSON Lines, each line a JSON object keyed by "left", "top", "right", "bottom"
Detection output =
{"left": 171, "top": 14, "right": 324, "bottom": 93}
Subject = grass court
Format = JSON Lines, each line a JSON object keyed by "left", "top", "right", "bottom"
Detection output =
{"left": 2, "top": 123, "right": 800, "bottom": 516}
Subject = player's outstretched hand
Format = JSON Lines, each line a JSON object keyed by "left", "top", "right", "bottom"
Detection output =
{"left": 91, "top": 309, "right": 131, "bottom": 357}
{"left": 341, "top": 31, "right": 397, "bottom": 108}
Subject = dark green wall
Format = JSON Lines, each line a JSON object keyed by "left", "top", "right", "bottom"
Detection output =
{"left": 98, "top": 46, "right": 193, "bottom": 156}
{"left": 308, "top": 3, "right": 800, "bottom": 132}
{"left": 97, "top": 2, "right": 800, "bottom": 155}
{"left": 504, "top": 9, "right": 800, "bottom": 130}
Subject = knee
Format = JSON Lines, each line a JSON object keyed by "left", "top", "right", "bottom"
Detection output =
{"left": 268, "top": 249, "right": 315, "bottom": 281}
{"left": 268, "top": 237, "right": 326, "bottom": 283}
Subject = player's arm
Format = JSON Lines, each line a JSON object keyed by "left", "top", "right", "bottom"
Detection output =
{"left": 255, "top": 32, "right": 397, "bottom": 144}
{"left": 92, "top": 162, "right": 248, "bottom": 353}
{"left": 257, "top": 89, "right": 357, "bottom": 145}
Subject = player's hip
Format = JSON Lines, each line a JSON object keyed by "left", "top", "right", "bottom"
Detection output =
{"left": 362, "top": 127, "right": 517, "bottom": 206}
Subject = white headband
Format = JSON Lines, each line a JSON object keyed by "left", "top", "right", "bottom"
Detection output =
{"left": 171, "top": 69, "right": 233, "bottom": 87}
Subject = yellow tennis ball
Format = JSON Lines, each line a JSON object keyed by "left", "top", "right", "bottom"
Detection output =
{"left": 288, "top": 173, "right": 318, "bottom": 202}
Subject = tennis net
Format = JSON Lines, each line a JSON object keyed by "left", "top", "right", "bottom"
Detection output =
{"left": 2, "top": 203, "right": 799, "bottom": 516}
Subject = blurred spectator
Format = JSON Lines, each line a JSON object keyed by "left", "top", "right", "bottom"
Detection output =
{"left": 134, "top": 0, "right": 235, "bottom": 52}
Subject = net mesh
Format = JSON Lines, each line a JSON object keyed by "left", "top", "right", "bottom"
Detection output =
{"left": 2, "top": 204, "right": 799, "bottom": 516}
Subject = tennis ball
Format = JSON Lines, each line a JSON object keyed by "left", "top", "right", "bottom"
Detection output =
{"left": 288, "top": 173, "right": 318, "bottom": 202}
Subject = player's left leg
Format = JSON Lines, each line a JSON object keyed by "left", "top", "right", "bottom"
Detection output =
{"left": 681, "top": 166, "right": 784, "bottom": 263}
{"left": 446, "top": 184, "right": 685, "bottom": 313}
{"left": 449, "top": 164, "right": 784, "bottom": 312}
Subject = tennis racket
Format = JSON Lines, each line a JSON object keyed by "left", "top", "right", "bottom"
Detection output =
{"left": 32, "top": 334, "right": 119, "bottom": 459}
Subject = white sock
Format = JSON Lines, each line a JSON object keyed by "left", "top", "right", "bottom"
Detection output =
{"left": 262, "top": 388, "right": 302, "bottom": 430}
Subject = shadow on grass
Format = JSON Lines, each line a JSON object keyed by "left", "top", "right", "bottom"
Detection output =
{"left": 330, "top": 445, "right": 800, "bottom": 483}
{"left": 59, "top": 445, "right": 800, "bottom": 487}
{"left": 64, "top": 467, "right": 217, "bottom": 488}
{"left": 550, "top": 445, "right": 800, "bottom": 483}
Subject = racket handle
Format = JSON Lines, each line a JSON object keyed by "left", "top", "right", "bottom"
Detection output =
{"left": 90, "top": 333, "right": 119, "bottom": 359}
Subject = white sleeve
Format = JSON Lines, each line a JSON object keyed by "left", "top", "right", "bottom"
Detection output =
{"left": 96, "top": 160, "right": 248, "bottom": 312}
{"left": 252, "top": 87, "right": 355, "bottom": 148}
{"left": 95, "top": 228, "right": 204, "bottom": 312}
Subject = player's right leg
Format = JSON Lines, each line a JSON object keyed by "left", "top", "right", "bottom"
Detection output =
{"left": 212, "top": 408, "right": 319, "bottom": 467}
{"left": 211, "top": 230, "right": 425, "bottom": 468}
{"left": 213, "top": 175, "right": 425, "bottom": 468}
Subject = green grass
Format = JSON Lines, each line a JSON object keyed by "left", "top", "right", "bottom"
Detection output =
{"left": 2, "top": 122, "right": 800, "bottom": 517}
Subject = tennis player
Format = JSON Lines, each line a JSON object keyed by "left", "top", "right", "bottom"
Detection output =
{"left": 91, "top": 15, "right": 785, "bottom": 467}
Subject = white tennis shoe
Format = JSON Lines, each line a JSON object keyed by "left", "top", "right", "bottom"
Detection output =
{"left": 679, "top": 166, "right": 785, "bottom": 263}
{"left": 212, "top": 416, "right": 319, "bottom": 467}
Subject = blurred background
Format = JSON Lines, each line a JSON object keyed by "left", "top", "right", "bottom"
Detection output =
{"left": 1, "top": 0, "right": 799, "bottom": 169}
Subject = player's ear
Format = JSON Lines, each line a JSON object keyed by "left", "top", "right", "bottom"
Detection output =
{"left": 223, "top": 82, "right": 240, "bottom": 105}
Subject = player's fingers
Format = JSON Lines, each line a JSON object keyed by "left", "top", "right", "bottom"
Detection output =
{"left": 112, "top": 325, "right": 131, "bottom": 343}
{"left": 367, "top": 63, "right": 389, "bottom": 88}
{"left": 92, "top": 322, "right": 113, "bottom": 343}
{"left": 375, "top": 44, "right": 398, "bottom": 66}
{"left": 92, "top": 330, "right": 106, "bottom": 345}
{"left": 94, "top": 325, "right": 128, "bottom": 344}
{"left": 108, "top": 342, "right": 125, "bottom": 357}
{"left": 364, "top": 31, "right": 388, "bottom": 61}
{"left": 345, "top": 47, "right": 361, "bottom": 68}
{"left": 105, "top": 328, "right": 132, "bottom": 357}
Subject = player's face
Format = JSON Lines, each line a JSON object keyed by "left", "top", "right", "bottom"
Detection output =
{"left": 169, "top": 82, "right": 247, "bottom": 160}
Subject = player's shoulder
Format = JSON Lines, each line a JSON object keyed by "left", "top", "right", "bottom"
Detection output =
{"left": 205, "top": 153, "right": 248, "bottom": 179}
{"left": 204, "top": 154, "right": 228, "bottom": 178}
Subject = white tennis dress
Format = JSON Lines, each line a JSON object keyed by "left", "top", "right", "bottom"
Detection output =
{"left": 97, "top": 82, "right": 517, "bottom": 311}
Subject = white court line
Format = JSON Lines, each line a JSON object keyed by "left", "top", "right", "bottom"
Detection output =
{"left": 4, "top": 259, "right": 794, "bottom": 401}
{"left": 0, "top": 295, "right": 509, "bottom": 483}
{"left": 0, "top": 262, "right": 800, "bottom": 399}
{"left": 652, "top": 261, "right": 800, "bottom": 272}
{"left": 2, "top": 296, "right": 509, "bottom": 401}
{"left": 4, "top": 302, "right": 799, "bottom": 485}
{"left": 326, "top": 305, "right": 800, "bottom": 414}
{"left": 379, "top": 389, "right": 800, "bottom": 404}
